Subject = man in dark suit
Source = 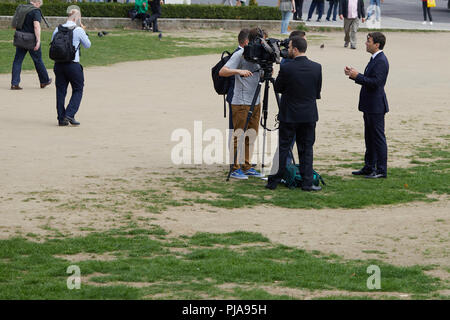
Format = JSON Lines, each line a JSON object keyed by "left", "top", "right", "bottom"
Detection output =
{"left": 345, "top": 32, "right": 389, "bottom": 178}
{"left": 266, "top": 36, "right": 322, "bottom": 191}
{"left": 339, "top": 0, "right": 366, "bottom": 49}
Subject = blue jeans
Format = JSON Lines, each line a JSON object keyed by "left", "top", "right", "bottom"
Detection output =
{"left": 11, "top": 46, "right": 49, "bottom": 86}
{"left": 281, "top": 11, "right": 293, "bottom": 34}
{"left": 326, "top": 0, "right": 338, "bottom": 20}
{"left": 54, "top": 62, "right": 84, "bottom": 121}
{"left": 308, "top": 0, "right": 324, "bottom": 20}
{"left": 367, "top": 0, "right": 381, "bottom": 20}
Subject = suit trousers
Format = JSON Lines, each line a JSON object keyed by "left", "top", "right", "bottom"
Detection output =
{"left": 344, "top": 18, "right": 359, "bottom": 46}
{"left": 54, "top": 62, "right": 84, "bottom": 121}
{"left": 363, "top": 113, "right": 387, "bottom": 174}
{"left": 269, "top": 121, "right": 316, "bottom": 188}
{"left": 231, "top": 104, "right": 261, "bottom": 171}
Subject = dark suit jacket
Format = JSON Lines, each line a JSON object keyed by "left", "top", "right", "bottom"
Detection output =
{"left": 355, "top": 51, "right": 389, "bottom": 114}
{"left": 339, "top": 0, "right": 365, "bottom": 19}
{"left": 274, "top": 56, "right": 322, "bottom": 123}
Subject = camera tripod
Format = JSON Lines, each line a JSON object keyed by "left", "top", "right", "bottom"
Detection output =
{"left": 226, "top": 64, "right": 280, "bottom": 181}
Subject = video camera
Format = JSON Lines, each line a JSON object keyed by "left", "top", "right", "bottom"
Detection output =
{"left": 243, "top": 36, "right": 290, "bottom": 66}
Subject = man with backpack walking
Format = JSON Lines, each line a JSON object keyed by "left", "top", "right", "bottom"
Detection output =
{"left": 50, "top": 7, "right": 91, "bottom": 126}
{"left": 11, "top": 0, "right": 52, "bottom": 90}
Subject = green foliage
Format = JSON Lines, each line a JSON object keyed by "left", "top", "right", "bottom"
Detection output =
{"left": 0, "top": 2, "right": 281, "bottom": 20}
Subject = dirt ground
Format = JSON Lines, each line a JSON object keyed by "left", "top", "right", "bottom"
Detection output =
{"left": 0, "top": 31, "right": 449, "bottom": 275}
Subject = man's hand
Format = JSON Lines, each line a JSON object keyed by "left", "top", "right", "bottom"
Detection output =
{"left": 339, "top": 14, "right": 343, "bottom": 20}
{"left": 33, "top": 41, "right": 40, "bottom": 51}
{"left": 344, "top": 66, "right": 351, "bottom": 76}
{"left": 239, "top": 70, "right": 253, "bottom": 77}
{"left": 348, "top": 68, "right": 359, "bottom": 79}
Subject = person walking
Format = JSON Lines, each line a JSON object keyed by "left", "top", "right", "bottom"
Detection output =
{"left": 421, "top": 0, "right": 433, "bottom": 25}
{"left": 51, "top": 7, "right": 91, "bottom": 126}
{"left": 307, "top": 0, "right": 325, "bottom": 22}
{"left": 345, "top": 32, "right": 389, "bottom": 179}
{"left": 278, "top": 0, "right": 296, "bottom": 35}
{"left": 293, "top": 0, "right": 304, "bottom": 21}
{"left": 339, "top": 0, "right": 366, "bottom": 49}
{"left": 326, "top": 0, "right": 339, "bottom": 21}
{"left": 367, "top": 0, "right": 383, "bottom": 22}
{"left": 10, "top": 0, "right": 51, "bottom": 90}
{"left": 148, "top": 0, "right": 164, "bottom": 32}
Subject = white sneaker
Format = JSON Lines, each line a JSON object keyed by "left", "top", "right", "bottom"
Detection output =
{"left": 430, "top": 22, "right": 433, "bottom": 25}
{"left": 422, "top": 21, "right": 426, "bottom": 25}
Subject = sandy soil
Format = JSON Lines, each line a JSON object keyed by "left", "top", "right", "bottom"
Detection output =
{"left": 0, "top": 31, "right": 449, "bottom": 274}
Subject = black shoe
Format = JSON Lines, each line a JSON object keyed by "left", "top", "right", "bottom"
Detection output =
{"left": 352, "top": 168, "right": 373, "bottom": 176}
{"left": 326, "top": 18, "right": 330, "bottom": 21}
{"left": 64, "top": 116, "right": 80, "bottom": 126}
{"left": 58, "top": 119, "right": 69, "bottom": 126}
{"left": 306, "top": 19, "right": 311, "bottom": 22}
{"left": 365, "top": 172, "right": 387, "bottom": 179}
{"left": 344, "top": 42, "right": 349, "bottom": 48}
{"left": 40, "top": 78, "right": 52, "bottom": 89}
{"left": 302, "top": 185, "right": 322, "bottom": 192}
{"left": 265, "top": 183, "right": 277, "bottom": 190}
{"left": 316, "top": 19, "right": 321, "bottom": 22}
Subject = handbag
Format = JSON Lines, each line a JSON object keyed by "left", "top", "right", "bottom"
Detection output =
{"left": 427, "top": 0, "right": 436, "bottom": 8}
{"left": 13, "top": 30, "right": 36, "bottom": 50}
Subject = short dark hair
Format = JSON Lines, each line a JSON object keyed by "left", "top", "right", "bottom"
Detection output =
{"left": 238, "top": 28, "right": 250, "bottom": 45}
{"left": 249, "top": 27, "right": 263, "bottom": 43}
{"left": 368, "top": 32, "right": 386, "bottom": 50}
{"left": 290, "top": 36, "right": 307, "bottom": 53}
{"left": 289, "top": 30, "right": 306, "bottom": 39}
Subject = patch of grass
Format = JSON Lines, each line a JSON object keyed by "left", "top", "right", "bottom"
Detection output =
{"left": 0, "top": 29, "right": 236, "bottom": 74}
{"left": 362, "top": 250, "right": 386, "bottom": 255}
{"left": 0, "top": 226, "right": 443, "bottom": 300}
{"left": 189, "top": 231, "right": 269, "bottom": 247}
{"left": 176, "top": 145, "right": 449, "bottom": 210}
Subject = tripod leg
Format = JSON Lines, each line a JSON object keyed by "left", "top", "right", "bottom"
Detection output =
{"left": 261, "top": 80, "right": 271, "bottom": 173}
{"left": 227, "top": 82, "right": 262, "bottom": 181}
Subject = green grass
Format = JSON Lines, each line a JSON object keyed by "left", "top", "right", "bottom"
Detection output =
{"left": 0, "top": 227, "right": 443, "bottom": 299}
{"left": 0, "top": 29, "right": 236, "bottom": 74}
{"left": 25, "top": 144, "right": 449, "bottom": 215}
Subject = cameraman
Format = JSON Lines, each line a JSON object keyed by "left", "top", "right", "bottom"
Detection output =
{"left": 219, "top": 28, "right": 264, "bottom": 180}
{"left": 266, "top": 37, "right": 322, "bottom": 191}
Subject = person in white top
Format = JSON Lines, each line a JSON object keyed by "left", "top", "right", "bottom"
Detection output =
{"left": 339, "top": 0, "right": 366, "bottom": 49}
{"left": 51, "top": 7, "right": 91, "bottom": 126}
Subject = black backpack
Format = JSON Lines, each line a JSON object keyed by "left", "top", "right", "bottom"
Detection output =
{"left": 211, "top": 50, "right": 232, "bottom": 95}
{"left": 49, "top": 25, "right": 78, "bottom": 63}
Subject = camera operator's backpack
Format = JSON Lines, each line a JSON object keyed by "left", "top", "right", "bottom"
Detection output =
{"left": 212, "top": 50, "right": 233, "bottom": 95}
{"left": 211, "top": 50, "right": 235, "bottom": 117}
{"left": 49, "top": 25, "right": 79, "bottom": 63}
{"left": 283, "top": 164, "right": 326, "bottom": 189}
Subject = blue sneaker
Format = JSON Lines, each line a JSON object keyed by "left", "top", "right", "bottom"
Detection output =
{"left": 230, "top": 169, "right": 248, "bottom": 180}
{"left": 244, "top": 168, "right": 264, "bottom": 178}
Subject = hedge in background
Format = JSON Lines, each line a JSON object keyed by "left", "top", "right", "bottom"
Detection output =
{"left": 0, "top": 3, "right": 281, "bottom": 20}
